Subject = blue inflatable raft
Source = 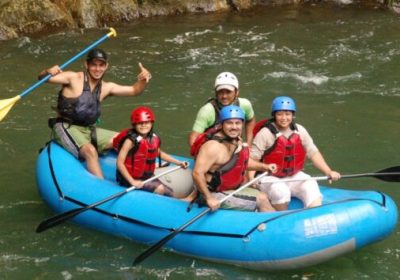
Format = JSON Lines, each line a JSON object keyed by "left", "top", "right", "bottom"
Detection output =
{"left": 36, "top": 142, "right": 398, "bottom": 270}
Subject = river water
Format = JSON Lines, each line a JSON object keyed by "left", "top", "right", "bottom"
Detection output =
{"left": 0, "top": 3, "right": 399, "bottom": 279}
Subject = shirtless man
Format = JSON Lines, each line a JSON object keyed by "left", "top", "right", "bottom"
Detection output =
{"left": 192, "top": 105, "right": 276, "bottom": 212}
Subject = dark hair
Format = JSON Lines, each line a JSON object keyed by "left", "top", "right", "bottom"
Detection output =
{"left": 86, "top": 48, "right": 107, "bottom": 62}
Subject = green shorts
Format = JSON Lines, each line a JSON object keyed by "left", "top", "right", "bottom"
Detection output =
{"left": 52, "top": 122, "right": 117, "bottom": 158}
{"left": 212, "top": 187, "right": 260, "bottom": 211}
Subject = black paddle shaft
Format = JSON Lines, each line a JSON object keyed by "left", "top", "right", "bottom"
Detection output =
{"left": 36, "top": 189, "right": 128, "bottom": 233}
{"left": 341, "top": 166, "right": 400, "bottom": 182}
{"left": 133, "top": 208, "right": 211, "bottom": 266}
{"left": 132, "top": 171, "right": 270, "bottom": 266}
{"left": 36, "top": 164, "right": 181, "bottom": 233}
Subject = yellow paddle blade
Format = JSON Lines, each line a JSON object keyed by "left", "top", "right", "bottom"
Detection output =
{"left": 0, "top": 95, "right": 21, "bottom": 121}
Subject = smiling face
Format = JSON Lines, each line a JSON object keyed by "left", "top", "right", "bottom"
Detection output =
{"left": 216, "top": 89, "right": 238, "bottom": 106}
{"left": 134, "top": 121, "right": 153, "bottom": 136}
{"left": 85, "top": 59, "right": 108, "bottom": 81}
{"left": 222, "top": 118, "right": 243, "bottom": 139}
{"left": 274, "top": 110, "right": 294, "bottom": 130}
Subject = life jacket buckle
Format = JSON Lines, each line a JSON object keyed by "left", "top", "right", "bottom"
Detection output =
{"left": 285, "top": 144, "right": 294, "bottom": 150}
{"left": 284, "top": 167, "right": 294, "bottom": 174}
{"left": 284, "top": 155, "right": 294, "bottom": 161}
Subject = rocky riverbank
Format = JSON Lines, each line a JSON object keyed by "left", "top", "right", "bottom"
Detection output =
{"left": 0, "top": 0, "right": 395, "bottom": 41}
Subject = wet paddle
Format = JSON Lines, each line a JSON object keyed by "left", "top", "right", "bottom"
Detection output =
{"left": 132, "top": 171, "right": 269, "bottom": 266}
{"left": 273, "top": 166, "right": 400, "bottom": 184}
{"left": 36, "top": 165, "right": 182, "bottom": 233}
{"left": 0, "top": 27, "right": 117, "bottom": 122}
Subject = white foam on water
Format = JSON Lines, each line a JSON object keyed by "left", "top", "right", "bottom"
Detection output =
{"left": 165, "top": 26, "right": 222, "bottom": 45}
{"left": 17, "top": 37, "right": 31, "bottom": 48}
{"left": 327, "top": 43, "right": 361, "bottom": 58}
{"left": 268, "top": 71, "right": 329, "bottom": 85}
{"left": 187, "top": 48, "right": 211, "bottom": 61}
{"left": 239, "top": 53, "right": 259, "bottom": 58}
{"left": 0, "top": 200, "right": 42, "bottom": 210}
{"left": 77, "top": 266, "right": 98, "bottom": 272}
{"left": 128, "top": 36, "right": 141, "bottom": 41}
{"left": 336, "top": 0, "right": 353, "bottom": 5}
{"left": 195, "top": 268, "right": 224, "bottom": 277}
{"left": 184, "top": 29, "right": 214, "bottom": 37}
{"left": 165, "top": 35, "right": 187, "bottom": 45}
{"left": 61, "top": 270, "right": 72, "bottom": 280}
{"left": 0, "top": 254, "right": 50, "bottom": 263}
{"left": 332, "top": 72, "right": 362, "bottom": 82}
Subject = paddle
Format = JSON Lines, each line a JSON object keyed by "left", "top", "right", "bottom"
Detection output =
{"left": 268, "top": 166, "right": 400, "bottom": 184}
{"left": 132, "top": 171, "right": 270, "bottom": 266}
{"left": 36, "top": 165, "right": 182, "bottom": 233}
{"left": 0, "top": 27, "right": 117, "bottom": 122}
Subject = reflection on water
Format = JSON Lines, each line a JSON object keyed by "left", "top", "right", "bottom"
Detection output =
{"left": 0, "top": 4, "right": 399, "bottom": 279}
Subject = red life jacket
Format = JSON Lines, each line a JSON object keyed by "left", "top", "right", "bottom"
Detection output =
{"left": 112, "top": 128, "right": 130, "bottom": 150}
{"left": 190, "top": 128, "right": 249, "bottom": 191}
{"left": 253, "top": 118, "right": 269, "bottom": 137}
{"left": 256, "top": 120, "right": 306, "bottom": 177}
{"left": 190, "top": 126, "right": 221, "bottom": 157}
{"left": 113, "top": 128, "right": 161, "bottom": 180}
{"left": 208, "top": 145, "right": 250, "bottom": 192}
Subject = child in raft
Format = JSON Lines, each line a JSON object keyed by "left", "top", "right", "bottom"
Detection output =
{"left": 113, "top": 106, "right": 189, "bottom": 197}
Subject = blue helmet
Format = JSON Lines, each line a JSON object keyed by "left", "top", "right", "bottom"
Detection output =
{"left": 219, "top": 105, "right": 245, "bottom": 123}
{"left": 271, "top": 96, "right": 296, "bottom": 115}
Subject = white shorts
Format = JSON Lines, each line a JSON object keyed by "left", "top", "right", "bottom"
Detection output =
{"left": 257, "top": 171, "right": 322, "bottom": 208}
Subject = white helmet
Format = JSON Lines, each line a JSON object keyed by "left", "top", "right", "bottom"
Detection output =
{"left": 214, "top": 72, "right": 239, "bottom": 91}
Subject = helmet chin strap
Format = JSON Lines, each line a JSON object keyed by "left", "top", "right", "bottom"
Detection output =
{"left": 221, "top": 133, "right": 240, "bottom": 154}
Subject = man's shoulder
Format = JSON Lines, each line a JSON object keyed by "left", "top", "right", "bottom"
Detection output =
{"left": 60, "top": 70, "right": 83, "bottom": 80}
{"left": 70, "top": 71, "right": 84, "bottom": 77}
{"left": 238, "top": 97, "right": 254, "bottom": 119}
{"left": 201, "top": 101, "right": 214, "bottom": 108}
{"left": 197, "top": 102, "right": 215, "bottom": 115}
{"left": 238, "top": 97, "right": 252, "bottom": 106}
{"left": 200, "top": 137, "right": 225, "bottom": 151}
{"left": 238, "top": 97, "right": 251, "bottom": 102}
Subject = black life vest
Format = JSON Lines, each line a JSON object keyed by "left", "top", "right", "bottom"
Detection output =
{"left": 57, "top": 72, "right": 101, "bottom": 126}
